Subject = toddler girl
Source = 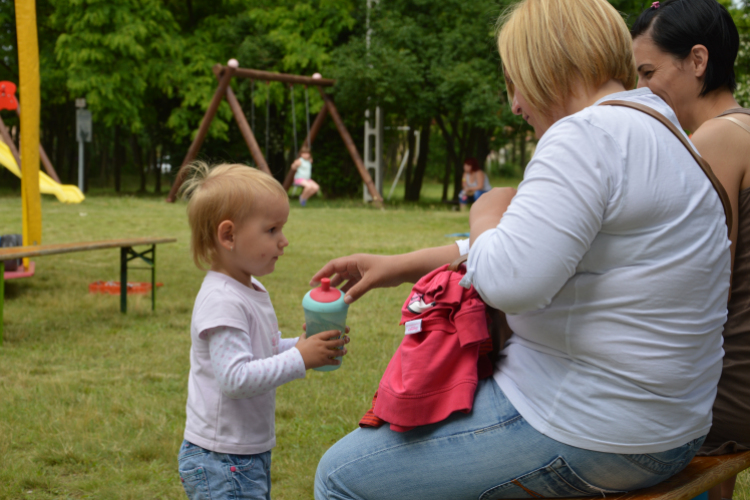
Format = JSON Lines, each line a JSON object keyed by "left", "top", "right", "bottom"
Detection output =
{"left": 290, "top": 147, "right": 319, "bottom": 206}
{"left": 177, "top": 163, "right": 348, "bottom": 500}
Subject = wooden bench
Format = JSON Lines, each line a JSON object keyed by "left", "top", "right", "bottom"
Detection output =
{"left": 566, "top": 452, "right": 750, "bottom": 500}
{"left": 0, "top": 237, "right": 176, "bottom": 344}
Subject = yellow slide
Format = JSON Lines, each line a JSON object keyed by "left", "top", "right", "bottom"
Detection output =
{"left": 0, "top": 139, "right": 84, "bottom": 204}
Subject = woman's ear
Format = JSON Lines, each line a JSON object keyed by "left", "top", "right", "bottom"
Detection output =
{"left": 689, "top": 44, "right": 709, "bottom": 79}
{"left": 216, "top": 220, "right": 235, "bottom": 251}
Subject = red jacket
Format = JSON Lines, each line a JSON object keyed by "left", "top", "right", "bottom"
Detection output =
{"left": 360, "top": 264, "right": 492, "bottom": 432}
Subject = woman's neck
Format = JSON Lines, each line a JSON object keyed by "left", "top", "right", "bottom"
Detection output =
{"left": 564, "top": 79, "right": 627, "bottom": 117}
{"left": 684, "top": 90, "right": 740, "bottom": 133}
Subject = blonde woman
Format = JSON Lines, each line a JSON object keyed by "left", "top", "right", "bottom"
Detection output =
{"left": 312, "top": 0, "right": 731, "bottom": 498}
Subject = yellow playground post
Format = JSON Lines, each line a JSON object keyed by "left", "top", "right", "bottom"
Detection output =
{"left": 15, "top": 0, "right": 42, "bottom": 263}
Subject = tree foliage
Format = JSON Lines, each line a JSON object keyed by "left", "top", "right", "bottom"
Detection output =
{"left": 0, "top": 0, "right": 747, "bottom": 200}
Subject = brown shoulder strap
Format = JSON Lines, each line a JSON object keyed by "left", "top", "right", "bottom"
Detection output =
{"left": 717, "top": 107, "right": 750, "bottom": 118}
{"left": 718, "top": 116, "right": 750, "bottom": 137}
{"left": 601, "top": 100, "right": 732, "bottom": 236}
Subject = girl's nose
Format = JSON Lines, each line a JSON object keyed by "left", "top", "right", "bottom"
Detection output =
{"left": 511, "top": 94, "right": 522, "bottom": 116}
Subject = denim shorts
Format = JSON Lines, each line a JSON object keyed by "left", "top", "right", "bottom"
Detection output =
{"left": 315, "top": 378, "right": 705, "bottom": 500}
{"left": 178, "top": 440, "right": 272, "bottom": 500}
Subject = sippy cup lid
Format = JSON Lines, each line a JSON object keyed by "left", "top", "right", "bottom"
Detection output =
{"left": 310, "top": 278, "right": 343, "bottom": 303}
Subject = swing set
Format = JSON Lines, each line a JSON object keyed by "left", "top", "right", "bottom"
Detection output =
{"left": 166, "top": 61, "right": 383, "bottom": 205}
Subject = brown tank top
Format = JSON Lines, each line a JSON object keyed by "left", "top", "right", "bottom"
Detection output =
{"left": 700, "top": 107, "right": 750, "bottom": 455}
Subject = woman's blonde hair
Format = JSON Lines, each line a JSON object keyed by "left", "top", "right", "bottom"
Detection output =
{"left": 497, "top": 0, "right": 637, "bottom": 117}
{"left": 180, "top": 162, "right": 287, "bottom": 269}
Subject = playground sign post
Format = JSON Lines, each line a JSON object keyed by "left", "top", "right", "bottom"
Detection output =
{"left": 76, "top": 99, "right": 91, "bottom": 192}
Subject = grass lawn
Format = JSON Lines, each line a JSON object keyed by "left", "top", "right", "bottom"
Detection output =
{"left": 0, "top": 181, "right": 748, "bottom": 499}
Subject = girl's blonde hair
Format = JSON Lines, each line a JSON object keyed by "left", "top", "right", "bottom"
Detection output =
{"left": 497, "top": 0, "right": 637, "bottom": 117}
{"left": 180, "top": 162, "right": 287, "bottom": 269}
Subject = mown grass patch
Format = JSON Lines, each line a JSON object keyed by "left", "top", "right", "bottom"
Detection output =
{"left": 1, "top": 181, "right": 748, "bottom": 499}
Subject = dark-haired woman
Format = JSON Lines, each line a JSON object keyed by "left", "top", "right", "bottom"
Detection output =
{"left": 633, "top": 2, "right": 750, "bottom": 499}
{"left": 458, "top": 158, "right": 492, "bottom": 211}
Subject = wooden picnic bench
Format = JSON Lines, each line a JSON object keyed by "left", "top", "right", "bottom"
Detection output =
{"left": 0, "top": 237, "right": 176, "bottom": 344}
{"left": 565, "top": 452, "right": 750, "bottom": 500}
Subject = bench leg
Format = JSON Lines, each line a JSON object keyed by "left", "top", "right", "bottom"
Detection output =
{"left": 151, "top": 245, "right": 156, "bottom": 312}
{"left": 120, "top": 247, "right": 128, "bottom": 314}
{"left": 1, "top": 260, "right": 4, "bottom": 345}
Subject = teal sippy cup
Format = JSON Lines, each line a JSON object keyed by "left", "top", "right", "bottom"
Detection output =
{"left": 302, "top": 278, "right": 349, "bottom": 372}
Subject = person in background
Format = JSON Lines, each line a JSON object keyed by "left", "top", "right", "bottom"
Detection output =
{"left": 290, "top": 147, "right": 319, "bottom": 207}
{"left": 458, "top": 158, "right": 492, "bottom": 211}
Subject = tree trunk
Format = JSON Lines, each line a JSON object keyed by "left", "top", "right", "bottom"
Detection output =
{"left": 154, "top": 148, "right": 162, "bottom": 194}
{"left": 100, "top": 132, "right": 108, "bottom": 187}
{"left": 442, "top": 144, "right": 451, "bottom": 203}
{"left": 132, "top": 134, "right": 146, "bottom": 193}
{"left": 404, "top": 120, "right": 431, "bottom": 202}
{"left": 519, "top": 131, "right": 527, "bottom": 170}
{"left": 114, "top": 126, "right": 122, "bottom": 192}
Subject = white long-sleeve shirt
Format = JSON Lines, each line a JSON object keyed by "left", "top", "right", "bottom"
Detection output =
{"left": 184, "top": 271, "right": 306, "bottom": 455}
{"left": 461, "top": 89, "right": 731, "bottom": 454}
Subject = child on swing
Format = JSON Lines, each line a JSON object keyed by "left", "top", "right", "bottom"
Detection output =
{"left": 177, "top": 162, "right": 349, "bottom": 500}
{"left": 290, "top": 146, "right": 319, "bottom": 206}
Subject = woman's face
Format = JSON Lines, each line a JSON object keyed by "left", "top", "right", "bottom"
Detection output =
{"left": 463, "top": 163, "right": 472, "bottom": 174}
{"left": 511, "top": 90, "right": 554, "bottom": 139}
{"left": 632, "top": 34, "right": 703, "bottom": 128}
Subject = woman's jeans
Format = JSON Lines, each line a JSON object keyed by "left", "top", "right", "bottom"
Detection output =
{"left": 178, "top": 440, "right": 272, "bottom": 500}
{"left": 315, "top": 379, "right": 704, "bottom": 500}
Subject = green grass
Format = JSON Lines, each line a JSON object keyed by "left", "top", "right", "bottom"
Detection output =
{"left": 1, "top": 182, "right": 748, "bottom": 500}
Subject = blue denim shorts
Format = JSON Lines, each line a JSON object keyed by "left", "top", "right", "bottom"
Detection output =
{"left": 178, "top": 440, "right": 272, "bottom": 500}
{"left": 315, "top": 378, "right": 705, "bottom": 500}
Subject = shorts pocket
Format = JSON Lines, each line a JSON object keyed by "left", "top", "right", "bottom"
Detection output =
{"left": 179, "top": 466, "right": 211, "bottom": 500}
{"left": 227, "top": 454, "right": 271, "bottom": 500}
{"left": 479, "top": 456, "right": 624, "bottom": 499}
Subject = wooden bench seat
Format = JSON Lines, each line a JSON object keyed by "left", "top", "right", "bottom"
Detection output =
{"left": 566, "top": 452, "right": 750, "bottom": 500}
{"left": 0, "top": 237, "right": 176, "bottom": 344}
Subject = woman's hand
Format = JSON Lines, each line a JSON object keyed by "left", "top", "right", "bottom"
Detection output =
{"left": 311, "top": 254, "right": 407, "bottom": 304}
{"left": 295, "top": 329, "right": 350, "bottom": 370}
{"left": 469, "top": 187, "right": 517, "bottom": 245}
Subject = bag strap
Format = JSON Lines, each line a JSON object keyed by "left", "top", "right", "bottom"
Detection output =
{"left": 716, "top": 107, "right": 750, "bottom": 118}
{"left": 601, "top": 100, "right": 732, "bottom": 236}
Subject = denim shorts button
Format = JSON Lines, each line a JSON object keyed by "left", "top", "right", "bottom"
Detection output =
{"left": 230, "top": 466, "right": 236, "bottom": 472}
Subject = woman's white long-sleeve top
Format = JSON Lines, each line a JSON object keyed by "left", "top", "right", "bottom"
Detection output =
{"left": 461, "top": 89, "right": 731, "bottom": 454}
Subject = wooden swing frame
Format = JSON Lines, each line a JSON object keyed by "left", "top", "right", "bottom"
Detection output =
{"left": 166, "top": 64, "right": 383, "bottom": 205}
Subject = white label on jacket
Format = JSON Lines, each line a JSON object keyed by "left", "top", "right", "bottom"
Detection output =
{"left": 405, "top": 319, "right": 422, "bottom": 335}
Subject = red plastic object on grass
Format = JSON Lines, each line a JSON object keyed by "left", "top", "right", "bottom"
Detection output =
{"left": 88, "top": 281, "right": 163, "bottom": 295}
{"left": 0, "top": 81, "right": 18, "bottom": 111}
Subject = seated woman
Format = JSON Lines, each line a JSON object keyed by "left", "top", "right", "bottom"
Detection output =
{"left": 310, "top": 0, "right": 731, "bottom": 499}
{"left": 290, "top": 146, "right": 319, "bottom": 207}
{"left": 632, "top": 2, "right": 749, "bottom": 499}
{"left": 459, "top": 158, "right": 492, "bottom": 211}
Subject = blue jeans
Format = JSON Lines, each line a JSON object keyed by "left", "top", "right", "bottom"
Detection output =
{"left": 459, "top": 190, "right": 487, "bottom": 204}
{"left": 178, "top": 440, "right": 272, "bottom": 500}
{"left": 315, "top": 379, "right": 704, "bottom": 500}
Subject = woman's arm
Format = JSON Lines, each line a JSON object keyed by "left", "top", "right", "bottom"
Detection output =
{"left": 311, "top": 244, "right": 461, "bottom": 304}
{"left": 465, "top": 119, "right": 612, "bottom": 314}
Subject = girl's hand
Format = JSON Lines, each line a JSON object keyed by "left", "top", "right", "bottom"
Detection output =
{"left": 311, "top": 254, "right": 406, "bottom": 304}
{"left": 295, "top": 330, "right": 350, "bottom": 370}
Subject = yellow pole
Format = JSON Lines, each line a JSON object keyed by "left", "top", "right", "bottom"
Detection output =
{"left": 15, "top": 0, "right": 42, "bottom": 267}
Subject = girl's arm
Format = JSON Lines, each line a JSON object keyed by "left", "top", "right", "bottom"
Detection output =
{"left": 207, "top": 326, "right": 306, "bottom": 399}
